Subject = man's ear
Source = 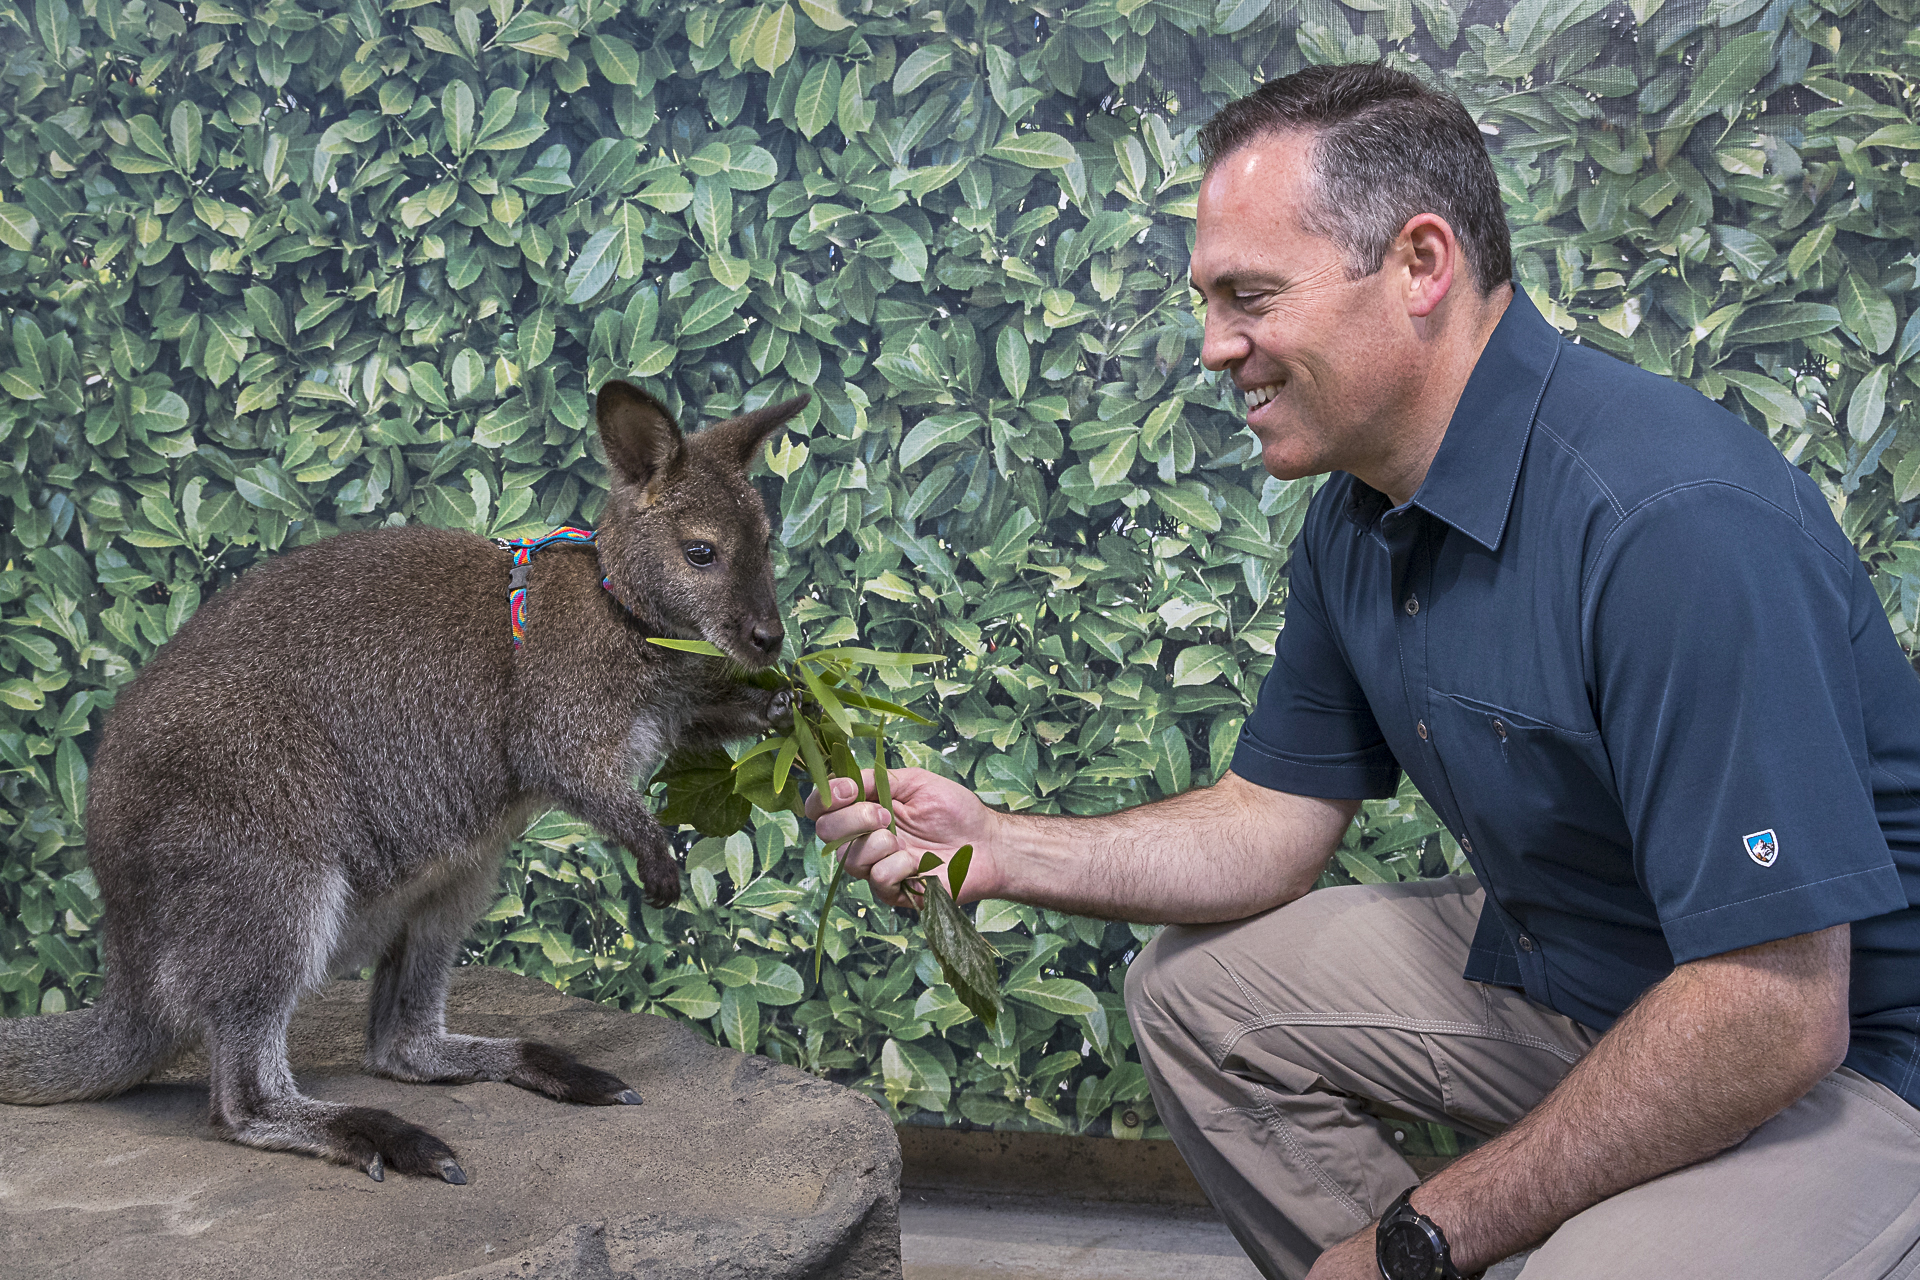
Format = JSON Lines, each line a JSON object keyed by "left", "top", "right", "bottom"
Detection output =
{"left": 1398, "top": 212, "right": 1459, "bottom": 320}
{"left": 596, "top": 381, "right": 684, "bottom": 492}
{"left": 703, "top": 394, "right": 810, "bottom": 471}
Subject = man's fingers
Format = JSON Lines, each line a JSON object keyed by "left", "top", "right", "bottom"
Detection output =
{"left": 804, "top": 770, "right": 880, "bottom": 819}
{"left": 870, "top": 847, "right": 937, "bottom": 908}
{"left": 814, "top": 801, "right": 893, "bottom": 848}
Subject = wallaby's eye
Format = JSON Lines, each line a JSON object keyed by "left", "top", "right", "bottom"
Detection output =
{"left": 684, "top": 542, "right": 716, "bottom": 567}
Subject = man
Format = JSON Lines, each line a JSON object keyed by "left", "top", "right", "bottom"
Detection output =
{"left": 813, "top": 62, "right": 1920, "bottom": 1279}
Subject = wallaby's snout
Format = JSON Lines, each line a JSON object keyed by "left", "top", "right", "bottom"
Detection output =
{"left": 743, "top": 616, "right": 783, "bottom": 660}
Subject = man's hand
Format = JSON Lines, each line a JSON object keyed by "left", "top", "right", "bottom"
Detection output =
{"left": 1305, "top": 1225, "right": 1379, "bottom": 1280}
{"left": 807, "top": 767, "right": 1002, "bottom": 909}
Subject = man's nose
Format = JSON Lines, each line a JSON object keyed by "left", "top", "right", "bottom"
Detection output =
{"left": 1197, "top": 309, "right": 1248, "bottom": 373}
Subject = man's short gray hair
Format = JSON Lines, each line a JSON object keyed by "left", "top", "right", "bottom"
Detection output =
{"left": 1198, "top": 63, "right": 1513, "bottom": 296}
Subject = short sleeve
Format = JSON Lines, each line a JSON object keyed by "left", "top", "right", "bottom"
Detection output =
{"left": 1232, "top": 528, "right": 1401, "bottom": 799}
{"left": 1588, "top": 480, "right": 1906, "bottom": 964}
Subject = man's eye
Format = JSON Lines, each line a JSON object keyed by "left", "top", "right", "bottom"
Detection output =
{"left": 685, "top": 542, "right": 716, "bottom": 567}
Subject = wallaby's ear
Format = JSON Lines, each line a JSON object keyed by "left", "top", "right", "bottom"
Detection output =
{"left": 703, "top": 394, "right": 811, "bottom": 472}
{"left": 596, "top": 381, "right": 683, "bottom": 493}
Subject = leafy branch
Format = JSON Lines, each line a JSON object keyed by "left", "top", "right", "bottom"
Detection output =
{"left": 649, "top": 638, "right": 1004, "bottom": 1029}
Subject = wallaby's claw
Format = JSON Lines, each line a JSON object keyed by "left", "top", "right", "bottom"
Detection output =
{"left": 366, "top": 1153, "right": 385, "bottom": 1182}
{"left": 644, "top": 874, "right": 681, "bottom": 908}
{"left": 615, "top": 1089, "right": 644, "bottom": 1105}
{"left": 439, "top": 1160, "right": 467, "bottom": 1185}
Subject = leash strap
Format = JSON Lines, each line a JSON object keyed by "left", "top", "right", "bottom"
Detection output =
{"left": 494, "top": 525, "right": 614, "bottom": 648}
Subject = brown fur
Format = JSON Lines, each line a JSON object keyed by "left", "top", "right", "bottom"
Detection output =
{"left": 0, "top": 383, "right": 805, "bottom": 1183}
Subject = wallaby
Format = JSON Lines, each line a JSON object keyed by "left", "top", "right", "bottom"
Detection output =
{"left": 0, "top": 381, "right": 805, "bottom": 1184}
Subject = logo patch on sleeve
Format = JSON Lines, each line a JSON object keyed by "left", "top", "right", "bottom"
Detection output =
{"left": 1744, "top": 829, "right": 1779, "bottom": 867}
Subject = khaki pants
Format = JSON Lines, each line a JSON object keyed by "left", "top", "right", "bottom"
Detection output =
{"left": 1124, "top": 876, "right": 1920, "bottom": 1279}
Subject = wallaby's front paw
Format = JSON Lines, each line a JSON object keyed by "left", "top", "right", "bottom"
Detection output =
{"left": 635, "top": 838, "right": 681, "bottom": 907}
{"left": 326, "top": 1105, "right": 466, "bottom": 1185}
{"left": 510, "top": 1041, "right": 645, "bottom": 1106}
{"left": 768, "top": 688, "right": 795, "bottom": 733}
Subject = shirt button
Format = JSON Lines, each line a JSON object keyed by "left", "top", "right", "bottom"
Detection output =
{"left": 1518, "top": 934, "right": 1535, "bottom": 953}
{"left": 1404, "top": 594, "right": 1420, "bottom": 616}
{"left": 1492, "top": 718, "right": 1507, "bottom": 741}
{"left": 1416, "top": 720, "right": 1429, "bottom": 740}
{"left": 1461, "top": 837, "right": 1473, "bottom": 854}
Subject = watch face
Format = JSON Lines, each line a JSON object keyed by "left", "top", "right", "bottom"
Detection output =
{"left": 1380, "top": 1221, "right": 1440, "bottom": 1279}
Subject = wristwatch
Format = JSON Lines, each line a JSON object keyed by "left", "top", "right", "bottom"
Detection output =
{"left": 1376, "top": 1186, "right": 1484, "bottom": 1280}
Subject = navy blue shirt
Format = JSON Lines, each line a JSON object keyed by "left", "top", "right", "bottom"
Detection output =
{"left": 1231, "top": 288, "right": 1920, "bottom": 1110}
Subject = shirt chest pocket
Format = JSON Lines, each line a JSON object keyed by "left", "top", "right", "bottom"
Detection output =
{"left": 1428, "top": 691, "right": 1631, "bottom": 879}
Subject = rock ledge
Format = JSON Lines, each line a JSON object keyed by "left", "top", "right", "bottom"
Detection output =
{"left": 0, "top": 967, "right": 901, "bottom": 1280}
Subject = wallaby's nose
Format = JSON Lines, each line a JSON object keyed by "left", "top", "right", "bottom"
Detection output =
{"left": 745, "top": 619, "right": 782, "bottom": 658}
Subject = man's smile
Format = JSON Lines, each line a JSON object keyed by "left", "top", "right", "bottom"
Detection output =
{"left": 1243, "top": 380, "right": 1285, "bottom": 410}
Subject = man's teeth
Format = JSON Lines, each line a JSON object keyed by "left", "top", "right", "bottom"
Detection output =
{"left": 1244, "top": 382, "right": 1283, "bottom": 410}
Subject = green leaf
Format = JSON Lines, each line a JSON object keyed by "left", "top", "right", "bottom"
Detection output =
{"left": 646, "top": 637, "right": 728, "bottom": 655}
{"left": 1005, "top": 975, "right": 1098, "bottom": 1017}
{"left": 443, "top": 80, "right": 476, "bottom": 155}
{"left": 1720, "top": 371, "right": 1805, "bottom": 429}
{"left": 565, "top": 225, "right": 618, "bottom": 303}
{"left": 677, "top": 283, "right": 748, "bottom": 336}
{"left": 899, "top": 412, "right": 981, "bottom": 466}
{"left": 1723, "top": 302, "right": 1841, "bottom": 348}
{"left": 1673, "top": 30, "right": 1775, "bottom": 126}
{"left": 0, "top": 205, "right": 38, "bottom": 252}
{"left": 892, "top": 44, "right": 953, "bottom": 96}
{"left": 243, "top": 286, "right": 290, "bottom": 348}
{"left": 657, "top": 980, "right": 721, "bottom": 1019}
{"left": 1171, "top": 644, "right": 1234, "bottom": 687}
{"left": 1860, "top": 123, "right": 1920, "bottom": 150}
{"left": 657, "top": 747, "right": 753, "bottom": 836}
{"left": 718, "top": 984, "right": 760, "bottom": 1051}
{"left": 754, "top": 4, "right": 796, "bottom": 72}
{"left": 1088, "top": 435, "right": 1137, "bottom": 487}
{"left": 917, "top": 877, "right": 1001, "bottom": 1030}
{"left": 1847, "top": 364, "right": 1891, "bottom": 444}
{"left": 590, "top": 33, "right": 641, "bottom": 85}
{"left": 0, "top": 679, "right": 46, "bottom": 711}
{"left": 1151, "top": 480, "right": 1223, "bottom": 532}
{"left": 798, "top": 662, "right": 853, "bottom": 737}
{"left": 54, "top": 735, "right": 86, "bottom": 823}
{"left": 1839, "top": 274, "right": 1897, "bottom": 356}
{"left": 170, "top": 100, "right": 203, "bottom": 171}
{"left": 797, "top": 0, "right": 853, "bottom": 30}
{"left": 990, "top": 131, "right": 1079, "bottom": 169}
{"left": 995, "top": 328, "right": 1030, "bottom": 401}
{"left": 795, "top": 59, "right": 843, "bottom": 140}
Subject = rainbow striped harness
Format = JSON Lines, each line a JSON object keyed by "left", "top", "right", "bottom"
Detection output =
{"left": 493, "top": 525, "right": 618, "bottom": 648}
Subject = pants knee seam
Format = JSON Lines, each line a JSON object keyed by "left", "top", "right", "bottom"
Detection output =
{"left": 1216, "top": 1010, "right": 1584, "bottom": 1068}
{"left": 1250, "top": 1084, "right": 1372, "bottom": 1226}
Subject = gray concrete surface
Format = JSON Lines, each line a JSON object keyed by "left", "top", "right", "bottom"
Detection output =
{"left": 899, "top": 1189, "right": 1532, "bottom": 1280}
{"left": 0, "top": 966, "right": 900, "bottom": 1280}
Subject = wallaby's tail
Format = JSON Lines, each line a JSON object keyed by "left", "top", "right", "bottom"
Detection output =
{"left": 0, "top": 997, "right": 172, "bottom": 1105}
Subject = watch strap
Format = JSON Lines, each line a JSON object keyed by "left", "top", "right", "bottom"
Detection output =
{"left": 1376, "top": 1186, "right": 1484, "bottom": 1280}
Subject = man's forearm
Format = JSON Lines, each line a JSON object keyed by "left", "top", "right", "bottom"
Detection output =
{"left": 990, "top": 772, "right": 1356, "bottom": 924}
{"left": 1407, "top": 925, "right": 1852, "bottom": 1271}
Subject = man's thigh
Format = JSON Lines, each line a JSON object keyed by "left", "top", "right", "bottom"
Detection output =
{"left": 1522, "top": 1067, "right": 1920, "bottom": 1280}
{"left": 1130, "top": 875, "right": 1600, "bottom": 1138}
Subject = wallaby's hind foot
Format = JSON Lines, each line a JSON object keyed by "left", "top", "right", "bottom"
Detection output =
{"left": 213, "top": 1090, "right": 467, "bottom": 1184}
{"left": 510, "top": 1040, "right": 644, "bottom": 1107}
{"left": 324, "top": 1106, "right": 467, "bottom": 1184}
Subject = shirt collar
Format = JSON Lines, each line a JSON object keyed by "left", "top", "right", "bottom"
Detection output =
{"left": 1341, "top": 286, "right": 1564, "bottom": 553}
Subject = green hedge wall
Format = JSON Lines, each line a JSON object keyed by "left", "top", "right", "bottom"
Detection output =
{"left": 3, "top": 0, "right": 1918, "bottom": 1139}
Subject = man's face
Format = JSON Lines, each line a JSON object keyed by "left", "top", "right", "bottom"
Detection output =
{"left": 1190, "top": 131, "right": 1418, "bottom": 483}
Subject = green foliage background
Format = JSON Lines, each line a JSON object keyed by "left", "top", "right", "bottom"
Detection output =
{"left": 3, "top": 0, "right": 1919, "bottom": 1143}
